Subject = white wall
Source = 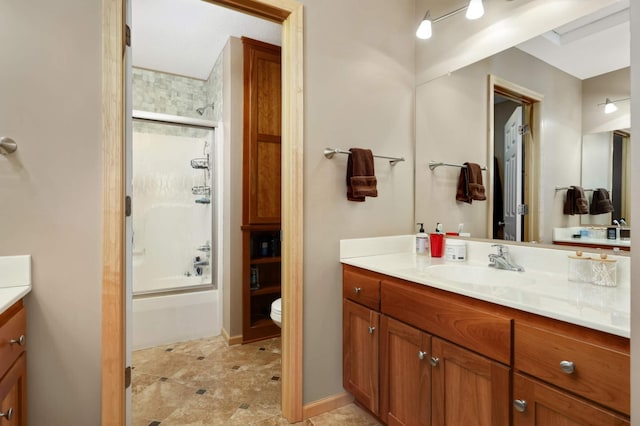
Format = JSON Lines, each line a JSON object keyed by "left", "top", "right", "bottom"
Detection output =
{"left": 221, "top": 36, "right": 244, "bottom": 338}
{"left": 580, "top": 132, "right": 612, "bottom": 226}
{"left": 415, "top": 48, "right": 582, "bottom": 243}
{"left": 0, "top": 1, "right": 102, "bottom": 424}
{"left": 582, "top": 67, "right": 631, "bottom": 134}
{"left": 300, "top": 0, "right": 416, "bottom": 403}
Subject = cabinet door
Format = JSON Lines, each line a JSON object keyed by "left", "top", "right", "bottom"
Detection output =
{"left": 513, "top": 373, "right": 629, "bottom": 426}
{"left": 380, "top": 316, "right": 430, "bottom": 426}
{"left": 242, "top": 38, "right": 282, "bottom": 225}
{"left": 0, "top": 353, "right": 26, "bottom": 426}
{"left": 431, "top": 338, "right": 509, "bottom": 426}
{"left": 343, "top": 299, "right": 379, "bottom": 415}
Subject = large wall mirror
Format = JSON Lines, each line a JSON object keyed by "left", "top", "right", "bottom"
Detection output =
{"left": 415, "top": 1, "right": 630, "bottom": 249}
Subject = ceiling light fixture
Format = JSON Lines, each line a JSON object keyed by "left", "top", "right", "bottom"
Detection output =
{"left": 416, "top": 0, "right": 485, "bottom": 40}
{"left": 599, "top": 97, "right": 630, "bottom": 114}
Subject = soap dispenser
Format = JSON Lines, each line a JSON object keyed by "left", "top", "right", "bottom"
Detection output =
{"left": 416, "top": 223, "right": 429, "bottom": 255}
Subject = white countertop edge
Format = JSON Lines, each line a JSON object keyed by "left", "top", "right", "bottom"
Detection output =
{"left": 341, "top": 255, "right": 629, "bottom": 338}
{"left": 0, "top": 286, "right": 32, "bottom": 315}
{"left": 553, "top": 236, "right": 631, "bottom": 247}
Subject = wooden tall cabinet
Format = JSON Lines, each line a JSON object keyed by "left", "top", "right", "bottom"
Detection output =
{"left": 241, "top": 37, "right": 282, "bottom": 343}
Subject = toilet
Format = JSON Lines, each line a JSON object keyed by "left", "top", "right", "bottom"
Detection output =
{"left": 270, "top": 298, "right": 282, "bottom": 328}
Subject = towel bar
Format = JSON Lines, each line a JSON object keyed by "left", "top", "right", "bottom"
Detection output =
{"left": 555, "top": 186, "right": 608, "bottom": 192}
{"left": 428, "top": 161, "right": 486, "bottom": 171}
{"left": 323, "top": 147, "right": 404, "bottom": 165}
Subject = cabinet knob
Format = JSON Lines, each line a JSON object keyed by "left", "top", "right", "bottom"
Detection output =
{"left": 353, "top": 287, "right": 362, "bottom": 295}
{"left": 559, "top": 360, "right": 575, "bottom": 374}
{"left": 513, "top": 399, "right": 527, "bottom": 413}
{"left": 367, "top": 326, "right": 376, "bottom": 335}
{"left": 429, "top": 356, "right": 439, "bottom": 367}
{"left": 9, "top": 335, "right": 25, "bottom": 346}
{"left": 0, "top": 408, "right": 13, "bottom": 420}
{"left": 418, "top": 350, "right": 428, "bottom": 360}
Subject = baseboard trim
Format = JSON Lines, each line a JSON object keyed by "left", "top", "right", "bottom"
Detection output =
{"left": 221, "top": 327, "right": 242, "bottom": 346}
{"left": 302, "top": 392, "right": 353, "bottom": 419}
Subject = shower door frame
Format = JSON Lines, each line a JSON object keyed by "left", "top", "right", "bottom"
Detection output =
{"left": 101, "top": 0, "right": 305, "bottom": 423}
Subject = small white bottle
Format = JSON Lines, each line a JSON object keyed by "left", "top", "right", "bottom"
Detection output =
{"left": 416, "top": 223, "right": 429, "bottom": 255}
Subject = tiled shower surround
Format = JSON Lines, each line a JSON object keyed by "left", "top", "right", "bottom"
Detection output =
{"left": 133, "top": 49, "right": 223, "bottom": 138}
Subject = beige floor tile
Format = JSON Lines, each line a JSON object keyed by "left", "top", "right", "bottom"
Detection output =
{"left": 130, "top": 336, "right": 377, "bottom": 426}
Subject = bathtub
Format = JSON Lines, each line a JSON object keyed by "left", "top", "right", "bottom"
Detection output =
{"left": 132, "top": 287, "right": 221, "bottom": 350}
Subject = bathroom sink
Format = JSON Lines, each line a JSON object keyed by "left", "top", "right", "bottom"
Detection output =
{"left": 424, "top": 264, "right": 535, "bottom": 287}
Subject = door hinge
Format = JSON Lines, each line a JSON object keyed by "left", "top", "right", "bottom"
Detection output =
{"left": 518, "top": 124, "right": 530, "bottom": 136}
{"left": 517, "top": 204, "right": 529, "bottom": 215}
{"left": 125, "top": 25, "right": 131, "bottom": 47}
{"left": 124, "top": 366, "right": 132, "bottom": 389}
{"left": 125, "top": 195, "right": 132, "bottom": 217}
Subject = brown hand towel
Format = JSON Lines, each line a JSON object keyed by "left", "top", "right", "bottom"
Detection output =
{"left": 456, "top": 167, "right": 471, "bottom": 204}
{"left": 466, "top": 162, "right": 486, "bottom": 201}
{"left": 590, "top": 188, "right": 614, "bottom": 215}
{"left": 573, "top": 186, "right": 589, "bottom": 214}
{"left": 563, "top": 188, "right": 576, "bottom": 215}
{"left": 456, "top": 162, "right": 485, "bottom": 204}
{"left": 346, "top": 148, "right": 378, "bottom": 202}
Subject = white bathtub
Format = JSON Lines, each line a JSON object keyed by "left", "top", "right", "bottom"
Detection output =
{"left": 132, "top": 287, "right": 221, "bottom": 350}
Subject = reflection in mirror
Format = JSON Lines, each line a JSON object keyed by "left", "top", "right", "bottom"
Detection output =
{"left": 415, "top": 1, "right": 630, "bottom": 249}
{"left": 581, "top": 130, "right": 631, "bottom": 227}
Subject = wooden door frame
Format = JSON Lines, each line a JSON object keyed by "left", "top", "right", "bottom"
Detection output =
{"left": 101, "top": 0, "right": 304, "bottom": 423}
{"left": 487, "top": 75, "right": 543, "bottom": 243}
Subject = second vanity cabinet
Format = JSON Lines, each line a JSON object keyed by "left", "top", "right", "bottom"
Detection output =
{"left": 0, "top": 301, "right": 27, "bottom": 425}
{"left": 342, "top": 264, "right": 630, "bottom": 425}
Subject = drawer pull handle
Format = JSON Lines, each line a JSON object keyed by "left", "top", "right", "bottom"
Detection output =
{"left": 368, "top": 326, "right": 376, "bottom": 335}
{"left": 560, "top": 360, "right": 575, "bottom": 374}
{"left": 9, "top": 335, "right": 25, "bottom": 346}
{"left": 513, "top": 399, "right": 527, "bottom": 413}
{"left": 353, "top": 287, "right": 362, "bottom": 295}
{"left": 418, "top": 351, "right": 428, "bottom": 360}
{"left": 429, "top": 356, "right": 439, "bottom": 367}
{"left": 0, "top": 408, "right": 13, "bottom": 420}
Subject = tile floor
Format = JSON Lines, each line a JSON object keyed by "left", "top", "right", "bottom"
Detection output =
{"left": 132, "top": 335, "right": 381, "bottom": 425}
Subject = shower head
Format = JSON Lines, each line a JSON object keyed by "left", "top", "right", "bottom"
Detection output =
{"left": 196, "top": 102, "right": 214, "bottom": 116}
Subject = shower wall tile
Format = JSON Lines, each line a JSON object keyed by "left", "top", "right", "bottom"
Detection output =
{"left": 132, "top": 45, "right": 224, "bottom": 136}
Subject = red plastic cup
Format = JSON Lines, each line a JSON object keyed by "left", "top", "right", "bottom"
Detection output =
{"left": 430, "top": 233, "right": 444, "bottom": 258}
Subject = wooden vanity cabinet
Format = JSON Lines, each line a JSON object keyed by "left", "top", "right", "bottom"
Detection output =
{"left": 380, "top": 316, "right": 431, "bottom": 426}
{"left": 513, "top": 318, "right": 630, "bottom": 424}
{"left": 342, "top": 265, "right": 630, "bottom": 425}
{"left": 431, "top": 337, "right": 510, "bottom": 426}
{"left": 0, "top": 301, "right": 27, "bottom": 425}
{"left": 512, "top": 373, "right": 629, "bottom": 426}
{"left": 343, "top": 299, "right": 380, "bottom": 415}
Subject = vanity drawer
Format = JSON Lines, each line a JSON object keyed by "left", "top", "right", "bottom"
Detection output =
{"left": 343, "top": 266, "right": 380, "bottom": 310}
{"left": 0, "top": 302, "right": 26, "bottom": 380}
{"left": 381, "top": 279, "right": 511, "bottom": 364}
{"left": 514, "top": 322, "right": 629, "bottom": 415}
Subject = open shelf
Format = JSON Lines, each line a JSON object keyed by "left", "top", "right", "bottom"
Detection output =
{"left": 250, "top": 285, "right": 281, "bottom": 296}
{"left": 251, "top": 256, "right": 281, "bottom": 264}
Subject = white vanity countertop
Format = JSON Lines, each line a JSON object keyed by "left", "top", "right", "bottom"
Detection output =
{"left": 340, "top": 237, "right": 629, "bottom": 338}
{"left": 0, "top": 255, "right": 32, "bottom": 315}
{"left": 552, "top": 227, "right": 630, "bottom": 248}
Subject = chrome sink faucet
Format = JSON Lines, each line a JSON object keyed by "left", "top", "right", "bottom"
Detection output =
{"left": 488, "top": 244, "right": 524, "bottom": 272}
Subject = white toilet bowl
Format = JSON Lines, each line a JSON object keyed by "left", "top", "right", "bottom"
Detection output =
{"left": 270, "top": 298, "right": 282, "bottom": 328}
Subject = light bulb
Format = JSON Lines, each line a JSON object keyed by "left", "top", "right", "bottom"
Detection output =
{"left": 466, "top": 0, "right": 484, "bottom": 20}
{"left": 416, "top": 17, "right": 433, "bottom": 39}
{"left": 604, "top": 98, "right": 618, "bottom": 114}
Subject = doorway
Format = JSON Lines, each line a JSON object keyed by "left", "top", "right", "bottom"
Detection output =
{"left": 488, "top": 75, "right": 542, "bottom": 243}
{"left": 101, "top": 0, "right": 304, "bottom": 423}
